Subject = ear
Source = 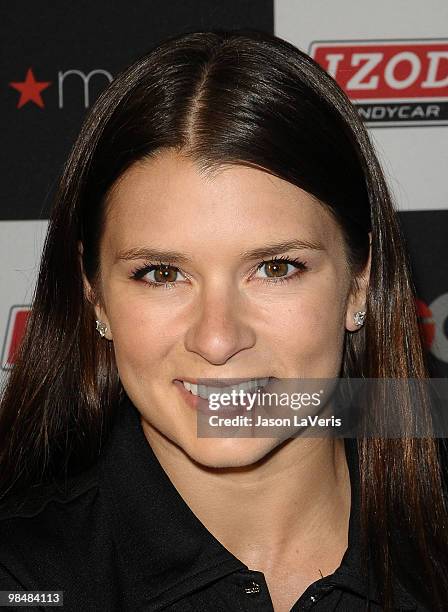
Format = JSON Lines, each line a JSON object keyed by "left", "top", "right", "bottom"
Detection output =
{"left": 345, "top": 232, "right": 371, "bottom": 332}
{"left": 78, "top": 241, "right": 113, "bottom": 341}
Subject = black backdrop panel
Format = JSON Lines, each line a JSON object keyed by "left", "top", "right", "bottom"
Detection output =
{"left": 1, "top": 1, "right": 273, "bottom": 220}
{"left": 399, "top": 211, "right": 448, "bottom": 377}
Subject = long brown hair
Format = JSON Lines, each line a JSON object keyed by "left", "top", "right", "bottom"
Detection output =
{"left": 0, "top": 30, "right": 447, "bottom": 610}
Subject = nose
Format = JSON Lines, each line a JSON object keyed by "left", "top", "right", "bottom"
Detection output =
{"left": 184, "top": 282, "right": 256, "bottom": 365}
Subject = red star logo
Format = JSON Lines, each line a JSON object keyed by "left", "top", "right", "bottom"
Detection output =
{"left": 9, "top": 68, "right": 51, "bottom": 109}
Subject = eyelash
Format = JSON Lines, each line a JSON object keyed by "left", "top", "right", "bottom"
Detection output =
{"left": 129, "top": 256, "right": 309, "bottom": 290}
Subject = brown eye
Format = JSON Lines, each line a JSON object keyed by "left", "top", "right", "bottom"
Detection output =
{"left": 263, "top": 261, "right": 289, "bottom": 277}
{"left": 255, "top": 258, "right": 307, "bottom": 282}
{"left": 131, "top": 262, "right": 187, "bottom": 288}
{"left": 153, "top": 264, "right": 178, "bottom": 283}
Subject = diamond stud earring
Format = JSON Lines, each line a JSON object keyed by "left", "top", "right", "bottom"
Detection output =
{"left": 95, "top": 320, "right": 108, "bottom": 338}
{"left": 353, "top": 311, "right": 366, "bottom": 327}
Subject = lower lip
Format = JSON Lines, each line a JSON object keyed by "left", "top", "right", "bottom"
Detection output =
{"left": 173, "top": 380, "right": 264, "bottom": 416}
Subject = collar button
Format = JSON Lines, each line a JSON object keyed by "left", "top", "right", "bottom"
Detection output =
{"left": 244, "top": 581, "right": 261, "bottom": 595}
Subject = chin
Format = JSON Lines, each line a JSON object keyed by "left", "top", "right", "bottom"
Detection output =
{"left": 180, "top": 436, "right": 283, "bottom": 470}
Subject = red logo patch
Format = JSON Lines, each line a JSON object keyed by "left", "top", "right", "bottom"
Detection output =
{"left": 1, "top": 306, "right": 31, "bottom": 369}
{"left": 309, "top": 40, "right": 448, "bottom": 126}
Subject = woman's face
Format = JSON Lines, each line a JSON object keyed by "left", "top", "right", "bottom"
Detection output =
{"left": 85, "top": 148, "right": 369, "bottom": 467}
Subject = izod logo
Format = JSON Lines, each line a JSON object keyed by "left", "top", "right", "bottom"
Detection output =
{"left": 309, "top": 39, "right": 448, "bottom": 127}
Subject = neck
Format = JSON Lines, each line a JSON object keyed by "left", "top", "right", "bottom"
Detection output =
{"left": 141, "top": 422, "right": 351, "bottom": 576}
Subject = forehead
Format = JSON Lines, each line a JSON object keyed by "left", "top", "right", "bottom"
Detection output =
{"left": 102, "top": 149, "right": 343, "bottom": 254}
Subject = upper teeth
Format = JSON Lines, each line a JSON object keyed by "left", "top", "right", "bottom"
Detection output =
{"left": 182, "top": 378, "right": 270, "bottom": 399}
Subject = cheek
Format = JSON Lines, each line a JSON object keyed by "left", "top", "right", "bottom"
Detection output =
{"left": 262, "top": 274, "right": 348, "bottom": 373}
{"left": 105, "top": 291, "right": 181, "bottom": 376}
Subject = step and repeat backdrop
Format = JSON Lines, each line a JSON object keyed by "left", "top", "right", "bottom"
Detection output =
{"left": 1, "top": 0, "right": 447, "bottom": 387}
{"left": 275, "top": 0, "right": 448, "bottom": 376}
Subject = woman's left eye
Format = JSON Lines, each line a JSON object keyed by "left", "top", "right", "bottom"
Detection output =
{"left": 254, "top": 258, "right": 308, "bottom": 282}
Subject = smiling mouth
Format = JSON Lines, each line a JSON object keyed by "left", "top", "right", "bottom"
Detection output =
{"left": 177, "top": 378, "right": 272, "bottom": 400}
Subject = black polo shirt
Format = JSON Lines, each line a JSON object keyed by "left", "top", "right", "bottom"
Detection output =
{"left": 0, "top": 395, "right": 427, "bottom": 611}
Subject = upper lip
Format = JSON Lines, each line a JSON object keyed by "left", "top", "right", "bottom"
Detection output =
{"left": 176, "top": 377, "right": 272, "bottom": 387}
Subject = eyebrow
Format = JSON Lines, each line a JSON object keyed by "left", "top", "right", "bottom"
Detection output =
{"left": 115, "top": 239, "right": 325, "bottom": 265}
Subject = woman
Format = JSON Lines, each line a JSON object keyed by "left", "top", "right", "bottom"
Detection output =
{"left": 0, "top": 30, "right": 447, "bottom": 612}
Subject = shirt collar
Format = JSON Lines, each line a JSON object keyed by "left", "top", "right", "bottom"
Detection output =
{"left": 98, "top": 394, "right": 418, "bottom": 610}
{"left": 329, "top": 436, "right": 418, "bottom": 610}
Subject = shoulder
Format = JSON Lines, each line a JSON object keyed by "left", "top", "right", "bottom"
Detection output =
{"left": 0, "top": 463, "right": 108, "bottom": 591}
{"left": 0, "top": 462, "right": 101, "bottom": 564}
{"left": 0, "top": 463, "right": 99, "bottom": 522}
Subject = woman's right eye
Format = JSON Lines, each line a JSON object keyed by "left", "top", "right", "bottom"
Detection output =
{"left": 130, "top": 263, "right": 187, "bottom": 288}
